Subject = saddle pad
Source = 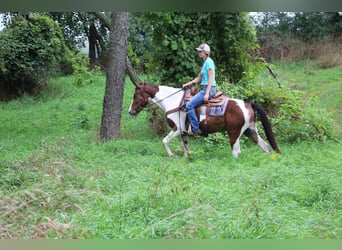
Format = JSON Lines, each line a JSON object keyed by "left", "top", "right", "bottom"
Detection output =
{"left": 207, "top": 97, "right": 229, "bottom": 116}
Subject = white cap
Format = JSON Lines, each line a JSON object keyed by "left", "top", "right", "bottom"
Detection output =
{"left": 195, "top": 43, "right": 210, "bottom": 54}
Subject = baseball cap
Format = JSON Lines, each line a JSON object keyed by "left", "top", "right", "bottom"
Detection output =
{"left": 195, "top": 43, "right": 210, "bottom": 53}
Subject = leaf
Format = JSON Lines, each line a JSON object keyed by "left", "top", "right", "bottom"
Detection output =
{"left": 162, "top": 39, "right": 169, "bottom": 47}
{"left": 171, "top": 41, "right": 178, "bottom": 51}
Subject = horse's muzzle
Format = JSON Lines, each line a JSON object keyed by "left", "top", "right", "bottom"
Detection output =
{"left": 129, "top": 110, "right": 137, "bottom": 116}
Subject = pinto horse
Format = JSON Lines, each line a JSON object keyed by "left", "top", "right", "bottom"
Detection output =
{"left": 128, "top": 83, "right": 280, "bottom": 158}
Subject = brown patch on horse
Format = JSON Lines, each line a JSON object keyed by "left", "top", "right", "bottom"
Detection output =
{"left": 224, "top": 100, "right": 245, "bottom": 147}
{"left": 199, "top": 100, "right": 245, "bottom": 147}
{"left": 129, "top": 83, "right": 160, "bottom": 115}
{"left": 139, "top": 83, "right": 159, "bottom": 98}
{"left": 166, "top": 118, "right": 177, "bottom": 131}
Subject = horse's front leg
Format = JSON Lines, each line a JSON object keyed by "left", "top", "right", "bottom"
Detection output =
{"left": 181, "top": 134, "right": 189, "bottom": 157}
{"left": 162, "top": 130, "right": 180, "bottom": 157}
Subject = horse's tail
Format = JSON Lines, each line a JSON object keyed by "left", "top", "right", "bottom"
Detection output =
{"left": 252, "top": 103, "right": 281, "bottom": 154}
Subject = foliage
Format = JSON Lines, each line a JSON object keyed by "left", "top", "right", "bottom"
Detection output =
{"left": 217, "top": 63, "right": 335, "bottom": 143}
{"left": 0, "top": 14, "right": 68, "bottom": 100}
{"left": 253, "top": 12, "right": 342, "bottom": 66}
{"left": 142, "top": 12, "right": 259, "bottom": 85}
{"left": 253, "top": 12, "right": 340, "bottom": 43}
{"left": 46, "top": 12, "right": 110, "bottom": 51}
{"left": 66, "top": 52, "right": 103, "bottom": 86}
{"left": 127, "top": 13, "right": 154, "bottom": 72}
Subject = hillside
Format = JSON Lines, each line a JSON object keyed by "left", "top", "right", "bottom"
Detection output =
{"left": 0, "top": 64, "right": 341, "bottom": 239}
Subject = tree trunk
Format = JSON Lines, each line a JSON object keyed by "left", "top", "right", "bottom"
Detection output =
{"left": 92, "top": 12, "right": 140, "bottom": 85}
{"left": 99, "top": 12, "right": 129, "bottom": 140}
{"left": 88, "top": 23, "right": 97, "bottom": 69}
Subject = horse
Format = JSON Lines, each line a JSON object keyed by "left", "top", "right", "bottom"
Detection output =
{"left": 128, "top": 83, "right": 281, "bottom": 158}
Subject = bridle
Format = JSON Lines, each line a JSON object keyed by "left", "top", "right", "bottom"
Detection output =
{"left": 132, "top": 83, "right": 155, "bottom": 113}
{"left": 133, "top": 83, "right": 184, "bottom": 113}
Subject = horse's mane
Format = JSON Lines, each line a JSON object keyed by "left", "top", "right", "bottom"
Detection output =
{"left": 139, "top": 82, "right": 159, "bottom": 88}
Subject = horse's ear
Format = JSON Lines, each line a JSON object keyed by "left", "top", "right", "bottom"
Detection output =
{"left": 136, "top": 82, "right": 145, "bottom": 89}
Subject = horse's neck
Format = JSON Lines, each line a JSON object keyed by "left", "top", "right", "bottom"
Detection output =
{"left": 151, "top": 86, "right": 183, "bottom": 112}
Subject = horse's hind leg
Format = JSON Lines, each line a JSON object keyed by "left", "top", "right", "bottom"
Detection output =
{"left": 162, "top": 130, "right": 180, "bottom": 157}
{"left": 244, "top": 124, "right": 270, "bottom": 153}
{"left": 228, "top": 129, "right": 242, "bottom": 158}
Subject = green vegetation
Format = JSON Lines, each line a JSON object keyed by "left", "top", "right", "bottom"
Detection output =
{"left": 139, "top": 12, "right": 258, "bottom": 85}
{"left": 0, "top": 15, "right": 68, "bottom": 100}
{"left": 0, "top": 63, "right": 341, "bottom": 239}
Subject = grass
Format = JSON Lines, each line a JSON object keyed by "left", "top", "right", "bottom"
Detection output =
{"left": 0, "top": 64, "right": 341, "bottom": 239}
{"left": 269, "top": 61, "right": 342, "bottom": 134}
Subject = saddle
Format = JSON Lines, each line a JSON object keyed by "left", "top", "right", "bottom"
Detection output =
{"left": 183, "top": 87, "right": 229, "bottom": 116}
{"left": 166, "top": 86, "right": 229, "bottom": 117}
{"left": 183, "top": 87, "right": 226, "bottom": 107}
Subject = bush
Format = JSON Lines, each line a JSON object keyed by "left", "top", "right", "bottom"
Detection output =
{"left": 272, "top": 93, "right": 334, "bottom": 142}
{"left": 0, "top": 15, "right": 68, "bottom": 100}
{"left": 219, "top": 81, "right": 334, "bottom": 143}
{"left": 66, "top": 52, "right": 102, "bottom": 86}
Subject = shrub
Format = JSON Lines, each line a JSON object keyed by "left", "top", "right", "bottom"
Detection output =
{"left": 0, "top": 15, "right": 68, "bottom": 100}
{"left": 219, "top": 81, "right": 334, "bottom": 143}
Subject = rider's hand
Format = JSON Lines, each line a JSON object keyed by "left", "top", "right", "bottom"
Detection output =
{"left": 182, "top": 82, "right": 192, "bottom": 89}
{"left": 204, "top": 93, "right": 209, "bottom": 102}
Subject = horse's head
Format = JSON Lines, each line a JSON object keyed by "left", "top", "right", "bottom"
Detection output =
{"left": 128, "top": 83, "right": 159, "bottom": 116}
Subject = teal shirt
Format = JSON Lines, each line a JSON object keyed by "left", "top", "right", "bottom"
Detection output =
{"left": 200, "top": 57, "right": 216, "bottom": 87}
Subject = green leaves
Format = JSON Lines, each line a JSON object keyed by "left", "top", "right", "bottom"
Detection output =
{"left": 171, "top": 41, "right": 178, "bottom": 51}
{"left": 142, "top": 12, "right": 259, "bottom": 86}
{"left": 0, "top": 14, "right": 68, "bottom": 99}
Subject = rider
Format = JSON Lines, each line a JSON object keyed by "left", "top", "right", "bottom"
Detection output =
{"left": 182, "top": 43, "right": 217, "bottom": 137}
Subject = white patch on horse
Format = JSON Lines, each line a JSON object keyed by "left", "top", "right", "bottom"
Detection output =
{"left": 151, "top": 86, "right": 182, "bottom": 111}
{"left": 231, "top": 99, "right": 251, "bottom": 158}
{"left": 128, "top": 100, "right": 133, "bottom": 113}
{"left": 162, "top": 130, "right": 181, "bottom": 157}
{"left": 248, "top": 121, "right": 271, "bottom": 154}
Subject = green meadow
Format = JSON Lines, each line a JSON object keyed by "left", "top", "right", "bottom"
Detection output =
{"left": 0, "top": 63, "right": 341, "bottom": 239}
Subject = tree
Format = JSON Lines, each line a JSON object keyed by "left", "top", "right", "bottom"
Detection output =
{"left": 143, "top": 12, "right": 258, "bottom": 85}
{"left": 253, "top": 12, "right": 338, "bottom": 43}
{"left": 99, "top": 12, "right": 129, "bottom": 140}
{"left": 0, "top": 14, "right": 68, "bottom": 100}
{"left": 92, "top": 12, "right": 140, "bottom": 85}
{"left": 47, "top": 12, "right": 109, "bottom": 69}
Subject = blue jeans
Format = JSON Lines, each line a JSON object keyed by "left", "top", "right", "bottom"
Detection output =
{"left": 185, "top": 86, "right": 216, "bottom": 133}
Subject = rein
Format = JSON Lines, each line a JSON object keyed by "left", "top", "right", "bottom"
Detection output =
{"left": 142, "top": 85, "right": 184, "bottom": 110}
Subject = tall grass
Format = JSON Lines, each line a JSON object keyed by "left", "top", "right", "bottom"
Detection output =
{"left": 260, "top": 37, "right": 342, "bottom": 69}
{"left": 0, "top": 64, "right": 341, "bottom": 239}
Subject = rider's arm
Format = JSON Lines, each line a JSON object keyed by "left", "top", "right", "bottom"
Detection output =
{"left": 182, "top": 72, "right": 201, "bottom": 89}
{"left": 204, "top": 68, "right": 213, "bottom": 101}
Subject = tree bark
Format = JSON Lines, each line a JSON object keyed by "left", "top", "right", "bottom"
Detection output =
{"left": 88, "top": 23, "right": 97, "bottom": 69}
{"left": 92, "top": 12, "right": 140, "bottom": 85}
{"left": 99, "top": 12, "right": 129, "bottom": 140}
